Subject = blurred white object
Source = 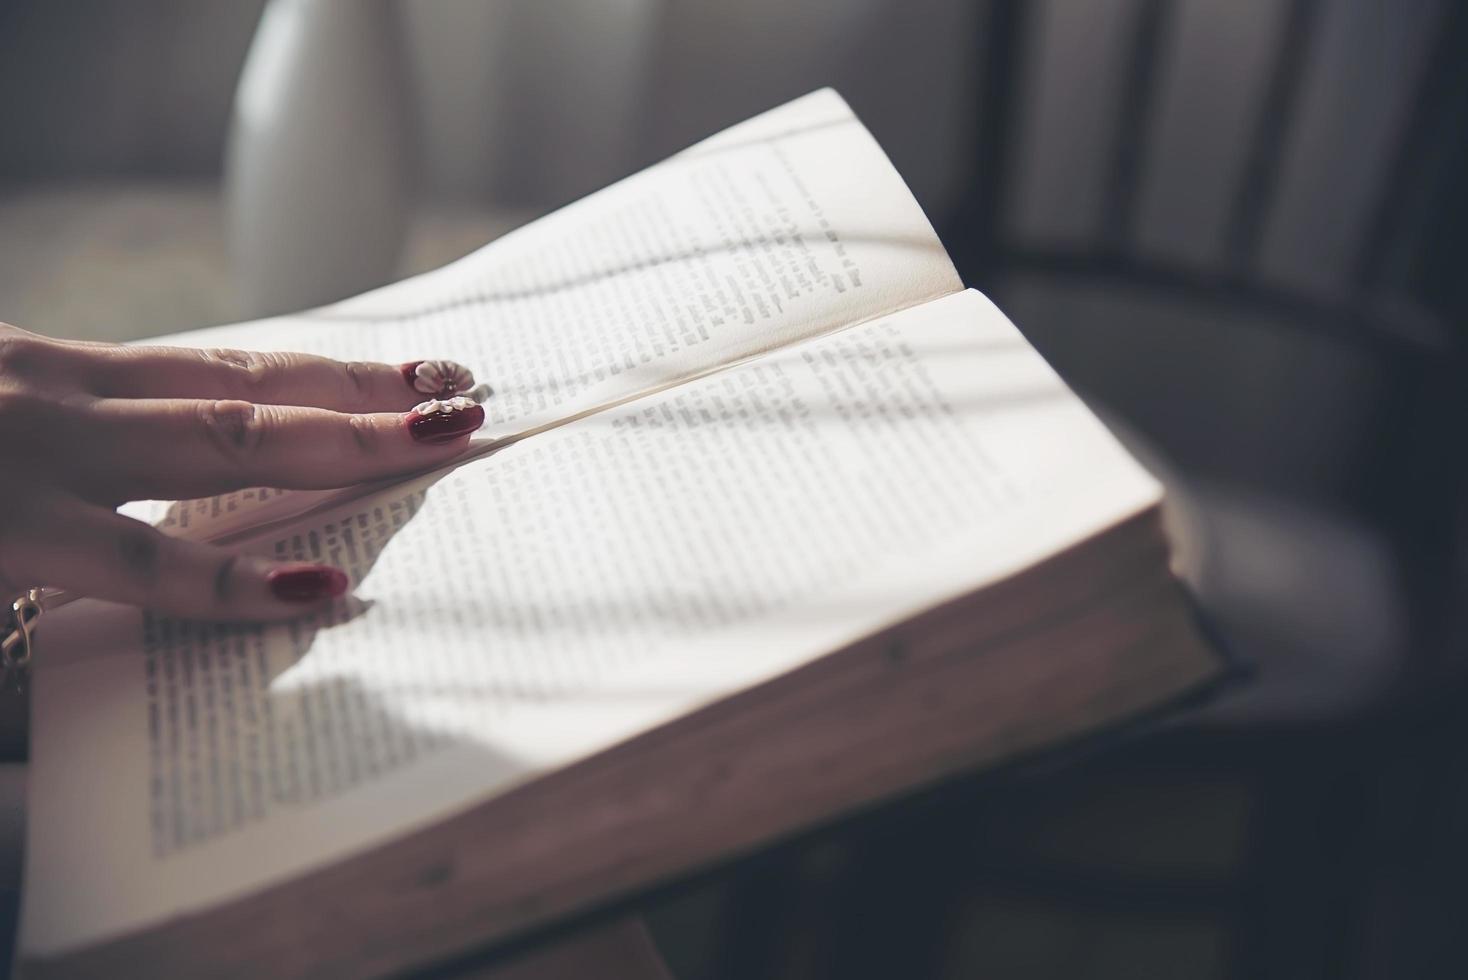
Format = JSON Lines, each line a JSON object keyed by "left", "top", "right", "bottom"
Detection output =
{"left": 223, "top": 0, "right": 977, "bottom": 318}
{"left": 226, "top": 0, "right": 414, "bottom": 317}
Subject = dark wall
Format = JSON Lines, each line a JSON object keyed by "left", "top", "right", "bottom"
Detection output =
{"left": 0, "top": 2, "right": 265, "bottom": 179}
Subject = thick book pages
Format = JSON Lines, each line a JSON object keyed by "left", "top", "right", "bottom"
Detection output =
{"left": 17, "top": 92, "right": 1221, "bottom": 978}
{"left": 117, "top": 87, "right": 962, "bottom": 544}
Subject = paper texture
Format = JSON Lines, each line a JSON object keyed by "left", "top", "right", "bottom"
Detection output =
{"left": 22, "top": 289, "right": 1159, "bottom": 956}
{"left": 121, "top": 89, "right": 960, "bottom": 541}
{"left": 21, "top": 91, "right": 1155, "bottom": 959}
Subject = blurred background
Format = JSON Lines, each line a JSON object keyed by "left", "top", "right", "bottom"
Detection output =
{"left": 0, "top": 0, "right": 979, "bottom": 339}
{"left": 1, "top": 1, "right": 1466, "bottom": 977}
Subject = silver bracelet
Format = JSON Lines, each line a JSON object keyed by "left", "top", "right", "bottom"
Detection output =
{"left": 1, "top": 588, "right": 46, "bottom": 692}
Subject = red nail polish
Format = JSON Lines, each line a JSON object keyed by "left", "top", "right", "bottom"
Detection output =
{"left": 268, "top": 565, "right": 349, "bottom": 603}
{"left": 408, "top": 401, "right": 485, "bottom": 444}
{"left": 400, "top": 361, "right": 426, "bottom": 389}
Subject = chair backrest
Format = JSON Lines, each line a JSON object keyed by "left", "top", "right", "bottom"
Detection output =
{"left": 940, "top": 0, "right": 1467, "bottom": 667}
{"left": 956, "top": 0, "right": 1462, "bottom": 319}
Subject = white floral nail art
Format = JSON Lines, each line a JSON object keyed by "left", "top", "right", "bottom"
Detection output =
{"left": 461, "top": 382, "right": 493, "bottom": 404}
{"left": 412, "top": 395, "right": 479, "bottom": 415}
{"left": 412, "top": 359, "right": 475, "bottom": 395}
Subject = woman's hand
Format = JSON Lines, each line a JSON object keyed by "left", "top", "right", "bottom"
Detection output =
{"left": 0, "top": 322, "right": 485, "bottom": 621}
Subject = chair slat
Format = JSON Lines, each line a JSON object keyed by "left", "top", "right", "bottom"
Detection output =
{"left": 1004, "top": 0, "right": 1147, "bottom": 246}
{"left": 1256, "top": 0, "right": 1446, "bottom": 299}
{"left": 1134, "top": 0, "right": 1289, "bottom": 267}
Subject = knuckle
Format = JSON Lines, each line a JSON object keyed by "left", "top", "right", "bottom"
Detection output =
{"left": 201, "top": 348, "right": 269, "bottom": 391}
{"left": 0, "top": 331, "right": 52, "bottom": 380}
{"left": 343, "top": 361, "right": 373, "bottom": 398}
{"left": 347, "top": 414, "right": 379, "bottom": 454}
{"left": 116, "top": 525, "right": 163, "bottom": 588}
{"left": 201, "top": 399, "right": 265, "bottom": 460}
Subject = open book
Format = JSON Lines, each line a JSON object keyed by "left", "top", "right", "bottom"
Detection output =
{"left": 17, "top": 90, "right": 1223, "bottom": 978}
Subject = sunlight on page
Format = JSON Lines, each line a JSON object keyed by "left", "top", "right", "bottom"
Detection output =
{"left": 132, "top": 87, "right": 957, "bottom": 441}
{"left": 113, "top": 89, "right": 960, "bottom": 548}
{"left": 22, "top": 290, "right": 1160, "bottom": 956}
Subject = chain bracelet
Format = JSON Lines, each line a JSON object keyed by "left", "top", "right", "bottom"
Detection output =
{"left": 1, "top": 588, "right": 45, "bottom": 691}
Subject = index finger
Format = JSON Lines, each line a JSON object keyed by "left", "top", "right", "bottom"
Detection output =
{"left": 79, "top": 345, "right": 478, "bottom": 413}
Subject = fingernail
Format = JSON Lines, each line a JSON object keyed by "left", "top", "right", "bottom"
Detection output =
{"left": 408, "top": 396, "right": 485, "bottom": 444}
{"left": 268, "top": 564, "right": 350, "bottom": 603}
{"left": 400, "top": 359, "right": 475, "bottom": 398}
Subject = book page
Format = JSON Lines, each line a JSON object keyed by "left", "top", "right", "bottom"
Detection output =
{"left": 22, "top": 291, "right": 1162, "bottom": 956}
{"left": 116, "top": 89, "right": 960, "bottom": 542}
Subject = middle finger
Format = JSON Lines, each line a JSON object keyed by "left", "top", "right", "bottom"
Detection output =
{"left": 68, "top": 396, "right": 486, "bottom": 502}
